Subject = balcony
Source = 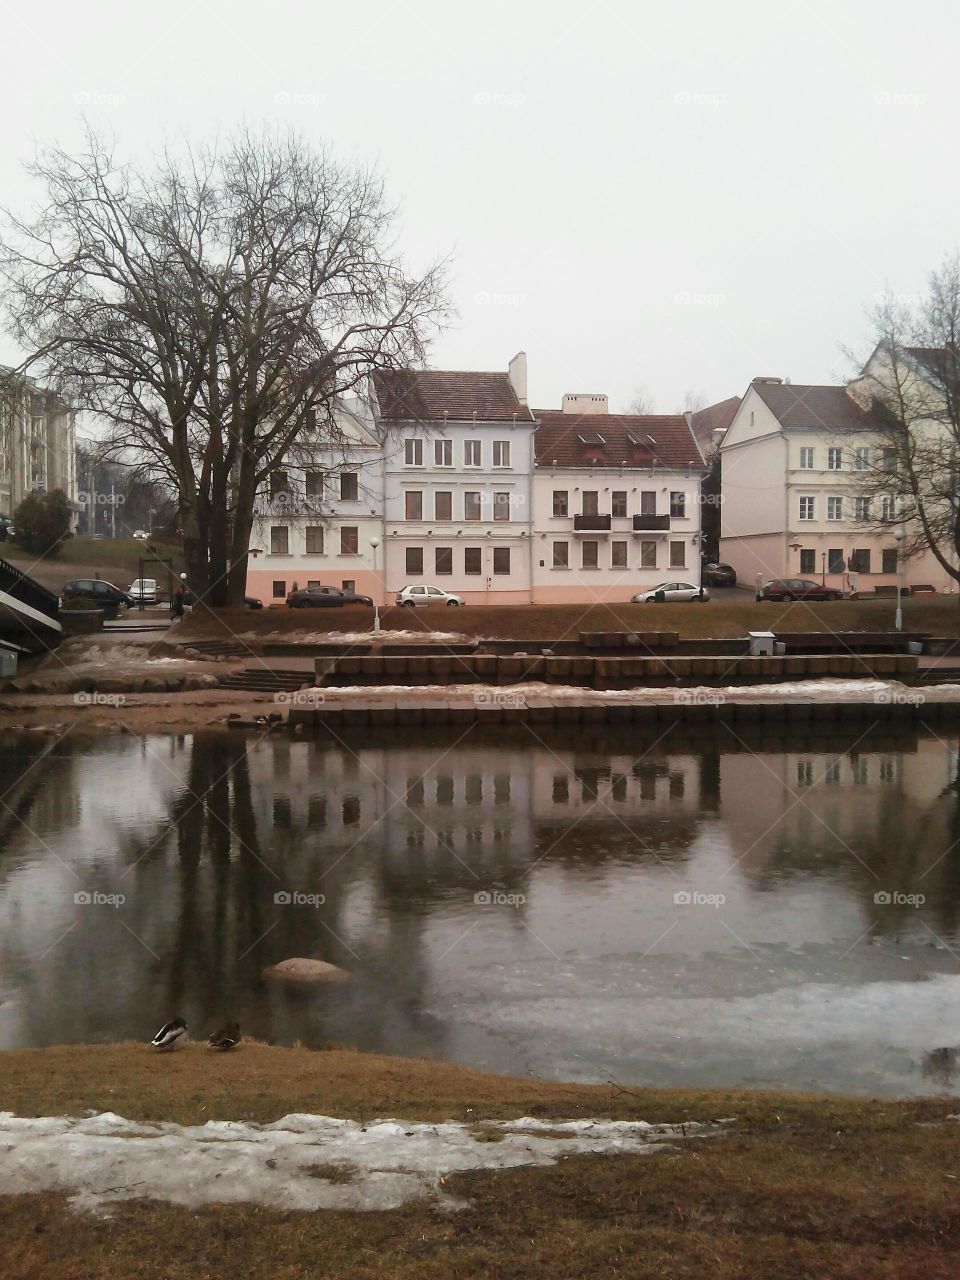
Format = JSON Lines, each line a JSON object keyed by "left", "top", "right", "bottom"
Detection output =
{"left": 632, "top": 514, "right": 671, "bottom": 532}
{"left": 573, "top": 513, "right": 612, "bottom": 532}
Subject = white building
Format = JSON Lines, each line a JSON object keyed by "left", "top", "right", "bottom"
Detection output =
{"left": 720, "top": 376, "right": 956, "bottom": 593}
{"left": 246, "top": 396, "right": 386, "bottom": 604}
{"left": 371, "top": 355, "right": 536, "bottom": 605}
{"left": 531, "top": 395, "right": 706, "bottom": 603}
{"left": 0, "top": 368, "right": 79, "bottom": 527}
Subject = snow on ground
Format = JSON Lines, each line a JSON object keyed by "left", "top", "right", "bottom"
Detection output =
{"left": 0, "top": 1110, "right": 727, "bottom": 1214}
{"left": 236, "top": 629, "right": 472, "bottom": 645}
{"left": 51, "top": 643, "right": 194, "bottom": 669}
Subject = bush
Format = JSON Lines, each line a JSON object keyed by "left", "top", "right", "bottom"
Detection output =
{"left": 60, "top": 595, "right": 100, "bottom": 611}
{"left": 13, "top": 489, "right": 73, "bottom": 556}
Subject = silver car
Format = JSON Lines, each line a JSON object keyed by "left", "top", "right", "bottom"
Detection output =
{"left": 632, "top": 581, "right": 709, "bottom": 603}
{"left": 128, "top": 577, "right": 158, "bottom": 605}
{"left": 396, "top": 584, "right": 465, "bottom": 608}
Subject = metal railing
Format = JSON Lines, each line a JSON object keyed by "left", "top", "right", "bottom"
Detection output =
{"left": 0, "top": 554, "right": 61, "bottom": 623}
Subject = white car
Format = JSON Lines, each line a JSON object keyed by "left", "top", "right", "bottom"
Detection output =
{"left": 132, "top": 530, "right": 150, "bottom": 540}
{"left": 396, "top": 584, "right": 465, "bottom": 608}
{"left": 128, "top": 577, "right": 159, "bottom": 605}
{"left": 632, "top": 581, "right": 709, "bottom": 603}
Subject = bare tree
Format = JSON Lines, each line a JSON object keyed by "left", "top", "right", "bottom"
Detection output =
{"left": 1, "top": 127, "right": 449, "bottom": 605}
{"left": 627, "top": 386, "right": 655, "bottom": 415}
{"left": 853, "top": 257, "right": 960, "bottom": 589}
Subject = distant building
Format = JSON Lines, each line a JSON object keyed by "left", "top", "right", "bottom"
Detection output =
{"left": 0, "top": 368, "right": 79, "bottom": 526}
{"left": 532, "top": 397, "right": 707, "bottom": 603}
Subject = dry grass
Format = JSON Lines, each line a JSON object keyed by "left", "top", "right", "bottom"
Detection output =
{"left": 176, "top": 596, "right": 960, "bottom": 644}
{"left": 2, "top": 1043, "right": 960, "bottom": 1278}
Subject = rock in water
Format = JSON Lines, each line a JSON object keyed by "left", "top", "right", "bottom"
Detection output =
{"left": 262, "top": 958, "right": 353, "bottom": 984}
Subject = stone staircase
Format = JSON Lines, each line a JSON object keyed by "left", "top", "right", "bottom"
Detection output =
{"left": 216, "top": 667, "right": 310, "bottom": 694}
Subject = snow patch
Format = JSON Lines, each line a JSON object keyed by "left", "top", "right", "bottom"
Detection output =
{"left": 238, "top": 629, "right": 471, "bottom": 645}
{"left": 0, "top": 1109, "right": 726, "bottom": 1215}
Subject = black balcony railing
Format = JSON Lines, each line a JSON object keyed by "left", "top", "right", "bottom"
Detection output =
{"left": 573, "top": 513, "right": 612, "bottom": 531}
{"left": 632, "top": 514, "right": 670, "bottom": 531}
{"left": 0, "top": 554, "right": 61, "bottom": 623}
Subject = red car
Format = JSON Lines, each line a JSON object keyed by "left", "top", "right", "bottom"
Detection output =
{"left": 760, "top": 578, "right": 842, "bottom": 602}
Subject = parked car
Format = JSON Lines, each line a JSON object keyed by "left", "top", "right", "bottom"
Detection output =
{"left": 286, "top": 584, "right": 374, "bottom": 608}
{"left": 759, "top": 578, "right": 842, "bottom": 602}
{"left": 61, "top": 579, "right": 132, "bottom": 610}
{"left": 128, "top": 578, "right": 159, "bottom": 605}
{"left": 245, "top": 596, "right": 263, "bottom": 609}
{"left": 631, "top": 582, "right": 709, "bottom": 603}
{"left": 702, "top": 561, "right": 737, "bottom": 587}
{"left": 396, "top": 584, "right": 465, "bottom": 608}
{"left": 132, "top": 529, "right": 150, "bottom": 540}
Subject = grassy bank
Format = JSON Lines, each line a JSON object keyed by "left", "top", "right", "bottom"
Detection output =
{"left": 176, "top": 596, "right": 960, "bottom": 644}
{"left": 2, "top": 535, "right": 184, "bottom": 593}
{"left": 2, "top": 1043, "right": 959, "bottom": 1278}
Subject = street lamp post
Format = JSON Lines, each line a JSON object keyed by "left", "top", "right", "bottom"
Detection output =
{"left": 894, "top": 524, "right": 905, "bottom": 632}
{"left": 370, "top": 537, "right": 381, "bottom": 636}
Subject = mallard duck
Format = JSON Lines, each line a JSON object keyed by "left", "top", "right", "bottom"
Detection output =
{"left": 151, "top": 1017, "right": 187, "bottom": 1050}
{"left": 206, "top": 1021, "right": 241, "bottom": 1050}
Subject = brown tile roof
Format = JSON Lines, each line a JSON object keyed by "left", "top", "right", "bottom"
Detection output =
{"left": 905, "top": 345, "right": 958, "bottom": 381}
{"left": 372, "top": 369, "right": 534, "bottom": 423}
{"left": 690, "top": 396, "right": 741, "bottom": 455}
{"left": 750, "top": 382, "right": 890, "bottom": 432}
{"left": 533, "top": 411, "right": 705, "bottom": 470}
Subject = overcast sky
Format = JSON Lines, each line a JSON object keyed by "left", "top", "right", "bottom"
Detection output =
{"left": 1, "top": 0, "right": 956, "bottom": 414}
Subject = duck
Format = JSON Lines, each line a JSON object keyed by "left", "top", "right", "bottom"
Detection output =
{"left": 206, "top": 1021, "right": 241, "bottom": 1051}
{"left": 151, "top": 1017, "right": 187, "bottom": 1050}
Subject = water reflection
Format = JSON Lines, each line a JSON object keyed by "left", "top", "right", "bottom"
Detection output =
{"left": 1, "top": 723, "right": 959, "bottom": 1095}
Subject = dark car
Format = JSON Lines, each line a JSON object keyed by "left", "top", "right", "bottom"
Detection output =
{"left": 245, "top": 596, "right": 263, "bottom": 610}
{"left": 62, "top": 578, "right": 133, "bottom": 610}
{"left": 702, "top": 561, "right": 738, "bottom": 587}
{"left": 286, "top": 584, "right": 374, "bottom": 609}
{"left": 760, "top": 578, "right": 842, "bottom": 602}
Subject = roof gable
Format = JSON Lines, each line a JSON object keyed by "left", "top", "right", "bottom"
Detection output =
{"left": 534, "top": 411, "right": 704, "bottom": 470}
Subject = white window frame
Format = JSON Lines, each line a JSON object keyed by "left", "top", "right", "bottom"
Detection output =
{"left": 826, "top": 496, "right": 843, "bottom": 521}
{"left": 798, "top": 496, "right": 815, "bottom": 521}
{"left": 854, "top": 447, "right": 870, "bottom": 471}
{"left": 464, "top": 439, "right": 482, "bottom": 468}
{"left": 827, "top": 447, "right": 843, "bottom": 471}
{"left": 404, "top": 437, "right": 423, "bottom": 466}
{"left": 434, "top": 438, "right": 453, "bottom": 467}
{"left": 492, "top": 440, "right": 510, "bottom": 468}
{"left": 855, "top": 496, "right": 871, "bottom": 521}
{"left": 799, "top": 447, "right": 814, "bottom": 470}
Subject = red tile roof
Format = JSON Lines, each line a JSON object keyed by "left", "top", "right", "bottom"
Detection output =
{"left": 373, "top": 369, "right": 534, "bottom": 423}
{"left": 533, "top": 411, "right": 705, "bottom": 470}
{"left": 750, "top": 382, "right": 890, "bottom": 432}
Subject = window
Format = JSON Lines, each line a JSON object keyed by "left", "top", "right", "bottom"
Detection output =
{"left": 582, "top": 490, "right": 599, "bottom": 516}
{"left": 827, "top": 496, "right": 843, "bottom": 520}
{"left": 404, "top": 437, "right": 423, "bottom": 466}
{"left": 640, "top": 491, "right": 656, "bottom": 515}
{"left": 799, "top": 548, "right": 816, "bottom": 574}
{"left": 340, "top": 472, "right": 358, "bottom": 501}
{"left": 406, "top": 547, "right": 423, "bottom": 575}
{"left": 493, "top": 492, "right": 510, "bottom": 522}
{"left": 435, "top": 491, "right": 452, "bottom": 521}
{"left": 669, "top": 491, "right": 686, "bottom": 518}
{"left": 305, "top": 526, "right": 324, "bottom": 555}
{"left": 464, "top": 492, "right": 482, "bottom": 521}
{"left": 493, "top": 547, "right": 511, "bottom": 575}
{"left": 341, "top": 580, "right": 355, "bottom": 593}
{"left": 434, "top": 438, "right": 452, "bottom": 467}
{"left": 581, "top": 540, "right": 599, "bottom": 569}
{"left": 272, "top": 580, "right": 286, "bottom": 598}
{"left": 798, "top": 496, "right": 815, "bottom": 520}
{"left": 880, "top": 494, "right": 896, "bottom": 521}
{"left": 882, "top": 547, "right": 898, "bottom": 574}
{"left": 855, "top": 496, "right": 871, "bottom": 521}
{"left": 850, "top": 548, "right": 871, "bottom": 573}
{"left": 611, "top": 491, "right": 627, "bottom": 518}
{"left": 827, "top": 447, "right": 842, "bottom": 470}
{"left": 464, "top": 547, "right": 482, "bottom": 574}
{"left": 552, "top": 490, "right": 568, "bottom": 517}
{"left": 799, "top": 447, "right": 814, "bottom": 470}
{"left": 405, "top": 491, "right": 422, "bottom": 520}
{"left": 855, "top": 447, "right": 870, "bottom": 471}
{"left": 669, "top": 540, "right": 686, "bottom": 568}
{"left": 552, "top": 540, "right": 569, "bottom": 568}
{"left": 493, "top": 440, "right": 510, "bottom": 467}
{"left": 640, "top": 540, "right": 657, "bottom": 568}
{"left": 828, "top": 548, "right": 844, "bottom": 573}
{"left": 435, "top": 546, "right": 452, "bottom": 575}
{"left": 340, "top": 526, "right": 358, "bottom": 555}
{"left": 270, "top": 525, "right": 289, "bottom": 555}
{"left": 305, "top": 469, "right": 324, "bottom": 498}
{"left": 611, "top": 540, "right": 628, "bottom": 567}
{"left": 464, "top": 439, "right": 481, "bottom": 467}
{"left": 882, "top": 448, "right": 896, "bottom": 472}
{"left": 270, "top": 470, "right": 289, "bottom": 498}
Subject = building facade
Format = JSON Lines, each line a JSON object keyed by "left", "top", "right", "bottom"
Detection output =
{"left": 719, "top": 377, "right": 956, "bottom": 593}
{"left": 0, "top": 369, "right": 78, "bottom": 526}
{"left": 531, "top": 395, "right": 706, "bottom": 603}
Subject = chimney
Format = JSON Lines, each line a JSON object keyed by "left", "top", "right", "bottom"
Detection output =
{"left": 751, "top": 376, "right": 783, "bottom": 385}
{"left": 562, "top": 393, "right": 609, "bottom": 415}
{"left": 508, "top": 351, "right": 528, "bottom": 405}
